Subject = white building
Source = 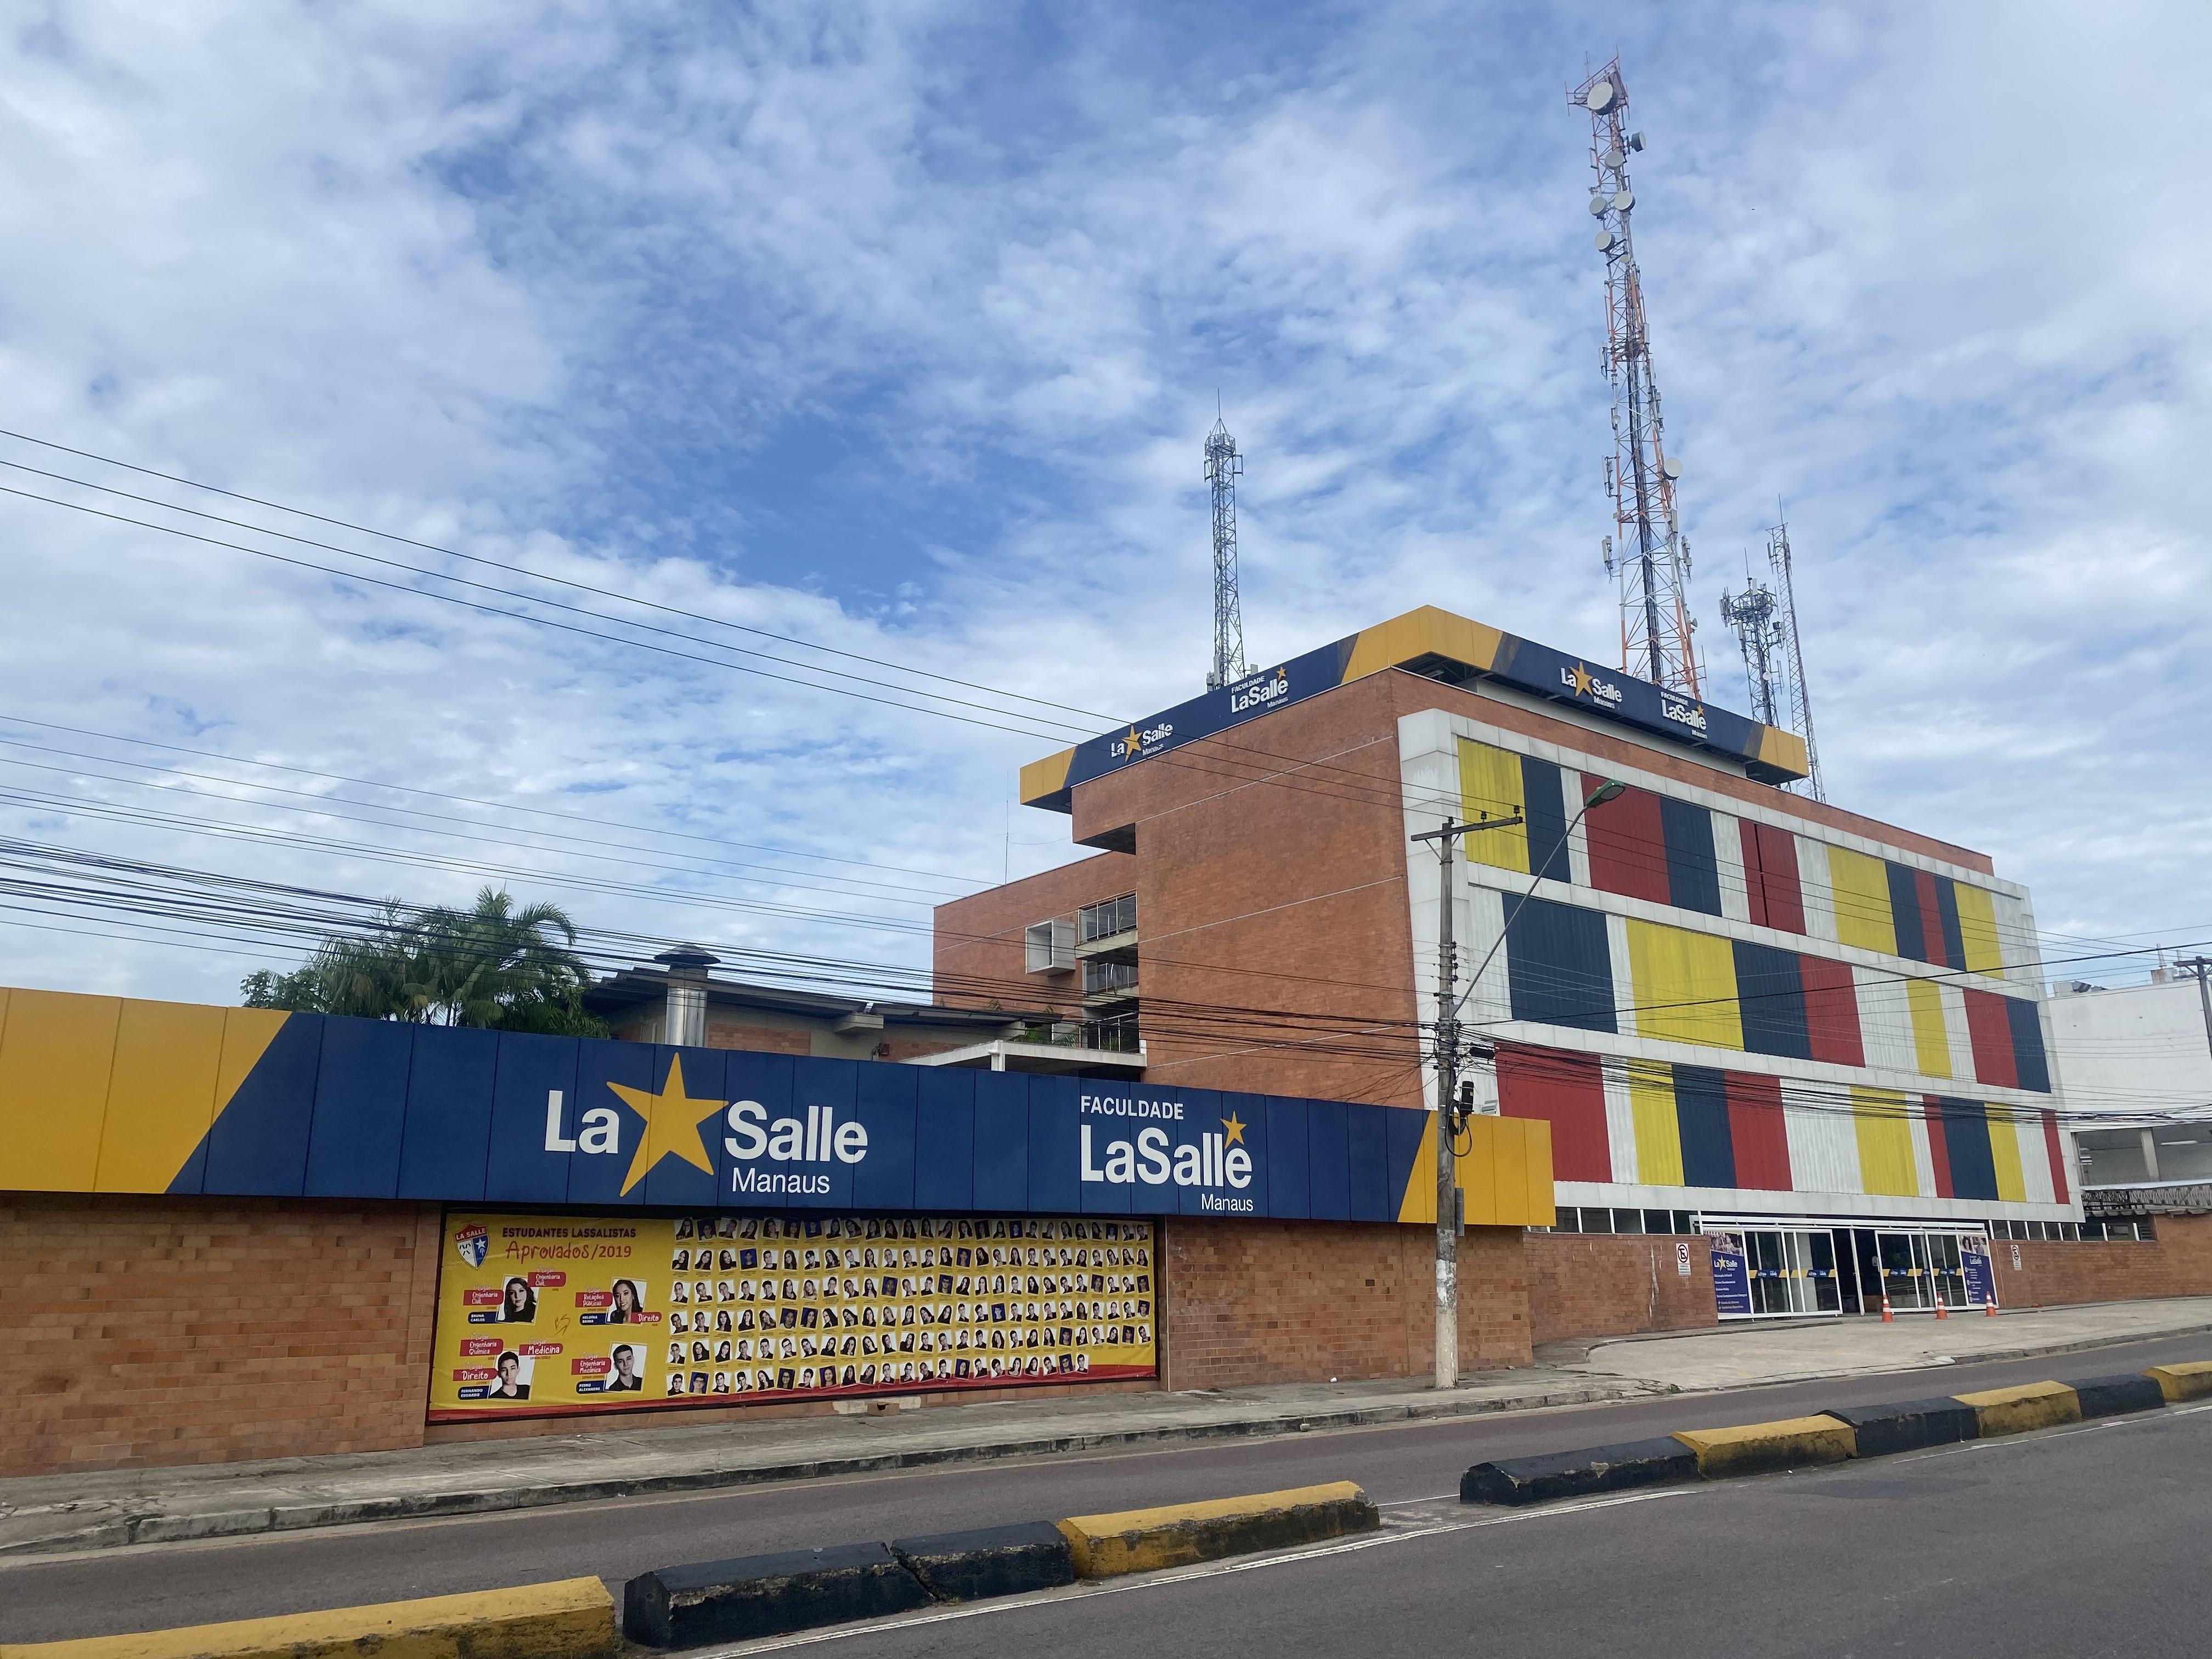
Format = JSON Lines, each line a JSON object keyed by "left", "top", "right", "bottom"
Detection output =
{"left": 2048, "top": 975, "right": 2212, "bottom": 1190}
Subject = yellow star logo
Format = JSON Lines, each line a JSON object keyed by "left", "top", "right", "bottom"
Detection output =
{"left": 1570, "top": 661, "right": 1594, "bottom": 697}
{"left": 607, "top": 1055, "right": 726, "bottom": 1197}
{"left": 1220, "top": 1111, "right": 1246, "bottom": 1146}
{"left": 1121, "top": 727, "right": 1142, "bottom": 757}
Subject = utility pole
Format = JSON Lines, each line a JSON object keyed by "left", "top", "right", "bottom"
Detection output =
{"left": 1410, "top": 811, "right": 1521, "bottom": 1390}
{"left": 2180, "top": 957, "right": 2212, "bottom": 1062}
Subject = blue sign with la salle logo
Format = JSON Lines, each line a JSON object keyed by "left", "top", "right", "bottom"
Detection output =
{"left": 161, "top": 1014, "right": 1435, "bottom": 1222}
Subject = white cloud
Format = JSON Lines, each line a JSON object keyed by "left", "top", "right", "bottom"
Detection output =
{"left": 0, "top": 0, "right": 2205, "bottom": 1008}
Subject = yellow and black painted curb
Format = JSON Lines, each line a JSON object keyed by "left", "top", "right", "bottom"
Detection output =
{"left": 0, "top": 1578, "right": 617, "bottom": 1659}
{"left": 1462, "top": 1364, "right": 2191, "bottom": 1505}
{"left": 622, "top": 1482, "right": 1379, "bottom": 1647}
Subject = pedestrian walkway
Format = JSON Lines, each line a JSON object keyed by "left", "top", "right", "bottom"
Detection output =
{"left": 7, "top": 1296, "right": 2209, "bottom": 1559}
{"left": 1556, "top": 1295, "right": 2212, "bottom": 1393}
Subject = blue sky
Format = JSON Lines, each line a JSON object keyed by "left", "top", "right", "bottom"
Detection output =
{"left": 0, "top": 0, "right": 2205, "bottom": 1002}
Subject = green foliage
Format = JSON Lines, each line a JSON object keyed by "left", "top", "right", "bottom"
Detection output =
{"left": 239, "top": 888, "right": 606, "bottom": 1035}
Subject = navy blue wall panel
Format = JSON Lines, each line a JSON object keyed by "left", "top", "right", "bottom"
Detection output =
{"left": 912, "top": 1068, "right": 976, "bottom": 1210}
{"left": 1659, "top": 795, "right": 1723, "bottom": 917}
{"left": 1026, "top": 1076, "right": 1084, "bottom": 1214}
{"left": 850, "top": 1061, "right": 916, "bottom": 1211}
{"left": 1936, "top": 1097, "right": 2000, "bottom": 1200}
{"left": 1672, "top": 1064, "right": 1737, "bottom": 1190}
{"left": 1520, "top": 754, "right": 1572, "bottom": 884}
{"left": 204, "top": 1013, "right": 325, "bottom": 1197}
{"left": 1263, "top": 1096, "right": 1312, "bottom": 1218}
{"left": 566, "top": 1039, "right": 659, "bottom": 1208}
{"left": 1933, "top": 877, "right": 1969, "bottom": 973}
{"left": 1506, "top": 896, "right": 1618, "bottom": 1034}
{"left": 2004, "top": 999, "right": 2052, "bottom": 1093}
{"left": 397, "top": 1023, "right": 498, "bottom": 1201}
{"left": 483, "top": 1034, "right": 582, "bottom": 1205}
{"left": 1732, "top": 940, "right": 1812, "bottom": 1062}
{"left": 302, "top": 1016, "right": 414, "bottom": 1198}
{"left": 1887, "top": 861, "right": 1932, "bottom": 963}
{"left": 971, "top": 1072, "right": 1031, "bottom": 1211}
{"left": 1306, "top": 1097, "right": 1352, "bottom": 1221}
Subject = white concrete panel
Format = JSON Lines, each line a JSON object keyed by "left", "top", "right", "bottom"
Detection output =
{"left": 1601, "top": 1056, "right": 1640, "bottom": 1185}
{"left": 1780, "top": 1080, "right": 1862, "bottom": 1199}
{"left": 1855, "top": 969, "right": 1918, "bottom": 1075}
{"left": 1795, "top": 833, "right": 1839, "bottom": 944}
{"left": 1938, "top": 982, "right": 1978, "bottom": 1086}
{"left": 1713, "top": 810, "right": 1751, "bottom": 924}
{"left": 1605, "top": 910, "right": 1637, "bottom": 1040}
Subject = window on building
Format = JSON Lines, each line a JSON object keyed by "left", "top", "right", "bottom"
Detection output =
{"left": 1023, "top": 918, "right": 1075, "bottom": 973}
{"left": 1082, "top": 958, "right": 1138, "bottom": 997}
{"left": 1085, "top": 1012, "right": 1141, "bottom": 1053}
{"left": 1079, "top": 893, "right": 1137, "bottom": 944}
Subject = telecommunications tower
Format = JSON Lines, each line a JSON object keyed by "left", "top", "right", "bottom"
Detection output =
{"left": 1571, "top": 60, "right": 1700, "bottom": 697}
{"left": 1719, "top": 516, "right": 1826, "bottom": 800}
{"left": 1204, "top": 415, "right": 1249, "bottom": 690}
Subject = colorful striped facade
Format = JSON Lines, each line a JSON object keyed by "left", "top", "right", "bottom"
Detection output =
{"left": 1406, "top": 708, "right": 2075, "bottom": 1225}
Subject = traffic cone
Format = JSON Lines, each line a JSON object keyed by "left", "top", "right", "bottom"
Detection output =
{"left": 1879, "top": 1286, "right": 1895, "bottom": 1322}
{"left": 1934, "top": 1296, "right": 1949, "bottom": 1320}
{"left": 1984, "top": 1297, "right": 2000, "bottom": 1317}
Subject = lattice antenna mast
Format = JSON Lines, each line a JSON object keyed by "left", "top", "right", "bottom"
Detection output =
{"left": 1719, "top": 565, "right": 1782, "bottom": 727}
{"left": 1204, "top": 415, "right": 1248, "bottom": 690}
{"left": 1766, "top": 516, "right": 1826, "bottom": 801}
{"left": 1572, "top": 60, "right": 1700, "bottom": 697}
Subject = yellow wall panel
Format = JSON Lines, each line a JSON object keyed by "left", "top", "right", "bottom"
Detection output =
{"left": 1629, "top": 1067, "right": 1684, "bottom": 1186}
{"left": 1453, "top": 1115, "right": 1554, "bottom": 1227}
{"left": 1904, "top": 977, "right": 1952, "bottom": 1079}
{"left": 1955, "top": 884, "right": 2004, "bottom": 975}
{"left": 0, "top": 989, "right": 123, "bottom": 1191}
{"left": 1397, "top": 1110, "right": 1439, "bottom": 1224}
{"left": 1626, "top": 920, "right": 1743, "bottom": 1051}
{"left": 95, "top": 1000, "right": 228, "bottom": 1193}
{"left": 213, "top": 1007, "right": 292, "bottom": 1122}
{"left": 1988, "top": 1113, "right": 2028, "bottom": 1203}
{"left": 1826, "top": 845, "right": 1896, "bottom": 955}
{"left": 1853, "top": 1088, "right": 1919, "bottom": 1197}
{"left": 1456, "top": 738, "right": 1531, "bottom": 874}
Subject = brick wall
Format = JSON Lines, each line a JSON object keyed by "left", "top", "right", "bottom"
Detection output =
{"left": 1, "top": 1195, "right": 443, "bottom": 1478}
{"left": 1160, "top": 1218, "right": 1531, "bottom": 1389}
{"left": 1524, "top": 1232, "right": 1718, "bottom": 1345}
{"left": 1991, "top": 1214, "right": 2212, "bottom": 1308}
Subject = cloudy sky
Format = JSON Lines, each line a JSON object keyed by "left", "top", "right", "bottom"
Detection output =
{"left": 0, "top": 0, "right": 2204, "bottom": 1006}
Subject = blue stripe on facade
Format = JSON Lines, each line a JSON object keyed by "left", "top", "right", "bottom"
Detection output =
{"left": 1936, "top": 1097, "right": 2000, "bottom": 1200}
{"left": 1933, "top": 877, "right": 1969, "bottom": 972}
{"left": 1520, "top": 753, "right": 1572, "bottom": 884}
{"left": 2004, "top": 998, "right": 2052, "bottom": 1093}
{"left": 1886, "top": 861, "right": 1932, "bottom": 963}
{"left": 1506, "top": 896, "right": 1618, "bottom": 1034}
{"left": 1659, "top": 795, "right": 1723, "bottom": 917}
{"left": 1731, "top": 940, "right": 1812, "bottom": 1061}
{"left": 1672, "top": 1064, "right": 1736, "bottom": 1190}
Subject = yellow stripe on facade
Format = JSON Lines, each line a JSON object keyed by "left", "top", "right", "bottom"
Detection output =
{"left": 95, "top": 1001, "right": 229, "bottom": 1194}
{"left": 1903, "top": 977, "right": 1952, "bottom": 1079}
{"left": 1988, "top": 1111, "right": 2028, "bottom": 1203}
{"left": 1626, "top": 919, "right": 1743, "bottom": 1051}
{"left": 1456, "top": 738, "right": 1531, "bottom": 874}
{"left": 1852, "top": 1087, "right": 1919, "bottom": 1197}
{"left": 1629, "top": 1067, "right": 1684, "bottom": 1186}
{"left": 1397, "top": 1110, "right": 1439, "bottom": 1223}
{"left": 1825, "top": 845, "right": 1895, "bottom": 955}
{"left": 1954, "top": 883, "right": 2005, "bottom": 975}
{"left": 0, "top": 990, "right": 124, "bottom": 1192}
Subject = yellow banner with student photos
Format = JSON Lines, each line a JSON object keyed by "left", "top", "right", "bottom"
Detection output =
{"left": 427, "top": 1210, "right": 1158, "bottom": 1420}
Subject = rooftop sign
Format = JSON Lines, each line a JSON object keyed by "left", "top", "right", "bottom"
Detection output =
{"left": 1019, "top": 606, "right": 1809, "bottom": 810}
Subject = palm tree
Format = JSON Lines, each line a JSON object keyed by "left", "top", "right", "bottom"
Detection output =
{"left": 242, "top": 888, "right": 603, "bottom": 1034}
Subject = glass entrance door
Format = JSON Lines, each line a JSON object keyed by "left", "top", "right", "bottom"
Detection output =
{"left": 1875, "top": 1232, "right": 1929, "bottom": 1311}
{"left": 1926, "top": 1233, "right": 1966, "bottom": 1311}
{"left": 1742, "top": 1229, "right": 1843, "bottom": 1317}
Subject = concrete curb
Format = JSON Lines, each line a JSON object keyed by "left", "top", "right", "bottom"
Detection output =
{"left": 0, "top": 1578, "right": 616, "bottom": 1659}
{"left": 619, "top": 1481, "right": 1378, "bottom": 1645}
{"left": 0, "top": 1386, "right": 1637, "bottom": 1559}
{"left": 1054, "top": 1482, "right": 1379, "bottom": 1578}
{"left": 1461, "top": 1362, "right": 2197, "bottom": 1505}
{"left": 624, "top": 1543, "right": 932, "bottom": 1649}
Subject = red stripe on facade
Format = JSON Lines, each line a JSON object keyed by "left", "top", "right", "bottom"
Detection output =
{"left": 1922, "top": 1096, "right": 1954, "bottom": 1198}
{"left": 2042, "top": 1108, "right": 2071, "bottom": 1204}
{"left": 1961, "top": 989, "right": 2019, "bottom": 1090}
{"left": 1723, "top": 1071, "right": 1793, "bottom": 1191}
{"left": 1742, "top": 820, "right": 1807, "bottom": 935}
{"left": 1496, "top": 1043, "right": 1612, "bottom": 1183}
{"left": 1581, "top": 775, "right": 1670, "bottom": 905}
{"left": 1912, "top": 868, "right": 1944, "bottom": 964}
{"left": 1797, "top": 953, "right": 1865, "bottom": 1068}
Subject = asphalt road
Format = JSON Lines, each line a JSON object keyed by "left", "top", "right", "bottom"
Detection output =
{"left": 4, "top": 1332, "right": 2207, "bottom": 1649}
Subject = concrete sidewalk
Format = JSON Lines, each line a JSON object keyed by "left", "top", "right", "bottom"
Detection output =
{"left": 1558, "top": 1295, "right": 2212, "bottom": 1392}
{"left": 8, "top": 1296, "right": 2210, "bottom": 1559}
